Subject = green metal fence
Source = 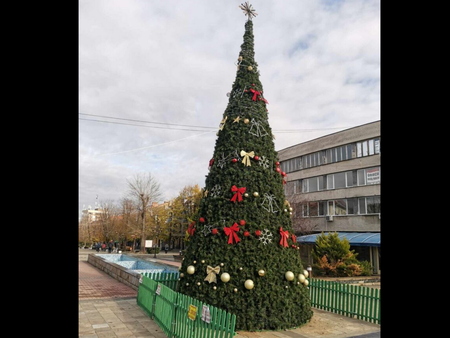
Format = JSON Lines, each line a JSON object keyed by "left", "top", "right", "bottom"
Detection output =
{"left": 142, "top": 271, "right": 179, "bottom": 290}
{"left": 137, "top": 274, "right": 237, "bottom": 338}
{"left": 309, "top": 278, "right": 381, "bottom": 324}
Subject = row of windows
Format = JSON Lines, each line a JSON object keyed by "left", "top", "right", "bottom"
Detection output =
{"left": 280, "top": 137, "right": 380, "bottom": 174}
{"left": 295, "top": 196, "right": 381, "bottom": 217}
{"left": 285, "top": 166, "right": 381, "bottom": 195}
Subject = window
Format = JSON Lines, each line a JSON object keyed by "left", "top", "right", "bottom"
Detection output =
{"left": 374, "top": 138, "right": 380, "bottom": 154}
{"left": 296, "top": 157, "right": 302, "bottom": 170}
{"left": 357, "top": 169, "right": 366, "bottom": 186}
{"left": 347, "top": 198, "right": 358, "bottom": 214}
{"left": 327, "top": 175, "right": 334, "bottom": 190}
{"left": 358, "top": 198, "right": 366, "bottom": 214}
{"left": 326, "top": 149, "right": 332, "bottom": 163}
{"left": 362, "top": 141, "right": 368, "bottom": 156}
{"left": 309, "top": 202, "right": 318, "bottom": 216}
{"left": 331, "top": 148, "right": 337, "bottom": 163}
{"left": 319, "top": 201, "right": 327, "bottom": 216}
{"left": 309, "top": 177, "right": 318, "bottom": 192}
{"left": 369, "top": 139, "right": 375, "bottom": 155}
{"left": 328, "top": 201, "right": 335, "bottom": 215}
{"left": 334, "top": 172, "right": 346, "bottom": 189}
{"left": 321, "top": 150, "right": 327, "bottom": 165}
{"left": 302, "top": 203, "right": 308, "bottom": 217}
{"left": 318, "top": 176, "right": 325, "bottom": 191}
{"left": 341, "top": 145, "right": 347, "bottom": 161}
{"left": 367, "top": 196, "right": 381, "bottom": 214}
{"left": 357, "top": 142, "right": 362, "bottom": 157}
{"left": 301, "top": 179, "right": 307, "bottom": 193}
{"left": 346, "top": 171, "right": 354, "bottom": 187}
{"left": 336, "top": 147, "right": 342, "bottom": 162}
{"left": 335, "top": 199, "right": 347, "bottom": 215}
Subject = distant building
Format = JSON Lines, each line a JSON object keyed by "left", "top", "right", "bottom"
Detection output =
{"left": 278, "top": 121, "right": 380, "bottom": 274}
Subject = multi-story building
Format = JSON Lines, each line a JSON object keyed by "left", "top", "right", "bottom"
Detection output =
{"left": 278, "top": 121, "right": 380, "bottom": 274}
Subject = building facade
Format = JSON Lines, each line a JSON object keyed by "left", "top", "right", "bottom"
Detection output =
{"left": 278, "top": 121, "right": 380, "bottom": 274}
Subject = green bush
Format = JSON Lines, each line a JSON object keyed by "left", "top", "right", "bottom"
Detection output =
{"left": 359, "top": 260, "right": 373, "bottom": 276}
{"left": 311, "top": 232, "right": 372, "bottom": 277}
{"left": 146, "top": 247, "right": 160, "bottom": 254}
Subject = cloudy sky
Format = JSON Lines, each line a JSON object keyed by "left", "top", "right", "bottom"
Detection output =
{"left": 79, "top": 0, "right": 380, "bottom": 215}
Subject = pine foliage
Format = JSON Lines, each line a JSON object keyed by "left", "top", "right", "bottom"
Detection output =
{"left": 177, "top": 20, "right": 313, "bottom": 331}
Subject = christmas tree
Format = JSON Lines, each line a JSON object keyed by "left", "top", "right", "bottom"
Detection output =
{"left": 177, "top": 3, "right": 313, "bottom": 331}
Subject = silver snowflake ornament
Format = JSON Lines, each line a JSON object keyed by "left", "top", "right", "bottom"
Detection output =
{"left": 258, "top": 155, "right": 270, "bottom": 169}
{"left": 258, "top": 229, "right": 273, "bottom": 245}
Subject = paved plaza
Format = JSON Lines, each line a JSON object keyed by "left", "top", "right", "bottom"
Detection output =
{"left": 79, "top": 249, "right": 380, "bottom": 338}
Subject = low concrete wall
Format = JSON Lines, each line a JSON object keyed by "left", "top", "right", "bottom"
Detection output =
{"left": 87, "top": 254, "right": 141, "bottom": 291}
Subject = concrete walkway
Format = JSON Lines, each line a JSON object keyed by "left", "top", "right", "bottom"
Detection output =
{"left": 79, "top": 249, "right": 381, "bottom": 338}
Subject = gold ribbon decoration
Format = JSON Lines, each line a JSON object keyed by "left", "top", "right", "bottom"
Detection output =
{"left": 219, "top": 116, "right": 228, "bottom": 131}
{"left": 204, "top": 265, "right": 221, "bottom": 283}
{"left": 240, "top": 150, "right": 255, "bottom": 166}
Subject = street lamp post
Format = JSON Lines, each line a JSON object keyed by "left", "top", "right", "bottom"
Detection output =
{"left": 154, "top": 215, "right": 160, "bottom": 258}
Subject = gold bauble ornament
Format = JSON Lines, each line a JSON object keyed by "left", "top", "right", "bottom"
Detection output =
{"left": 258, "top": 269, "right": 265, "bottom": 276}
{"left": 213, "top": 286, "right": 217, "bottom": 290}
{"left": 304, "top": 279, "right": 309, "bottom": 287}
{"left": 220, "top": 263, "right": 224, "bottom": 267}
{"left": 244, "top": 193, "right": 249, "bottom": 197}
{"left": 197, "top": 282, "right": 201, "bottom": 286}
{"left": 244, "top": 279, "right": 254, "bottom": 290}
{"left": 298, "top": 274, "right": 306, "bottom": 283}
{"left": 248, "top": 66, "right": 253, "bottom": 71}
{"left": 220, "top": 272, "right": 231, "bottom": 283}
{"left": 244, "top": 118, "right": 250, "bottom": 124}
{"left": 180, "top": 273, "right": 184, "bottom": 278}
{"left": 238, "top": 56, "right": 243, "bottom": 61}
{"left": 201, "top": 260, "right": 205, "bottom": 264}
{"left": 234, "top": 288, "right": 238, "bottom": 292}
{"left": 303, "top": 270, "right": 309, "bottom": 278}
{"left": 187, "top": 265, "right": 195, "bottom": 275}
{"left": 193, "top": 260, "right": 197, "bottom": 264}
{"left": 285, "top": 271, "right": 295, "bottom": 281}
{"left": 289, "top": 207, "right": 293, "bottom": 211}
{"left": 253, "top": 192, "right": 259, "bottom": 197}
{"left": 186, "top": 283, "right": 189, "bottom": 286}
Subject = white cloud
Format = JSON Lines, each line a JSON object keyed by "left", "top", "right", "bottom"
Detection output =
{"left": 79, "top": 0, "right": 380, "bottom": 214}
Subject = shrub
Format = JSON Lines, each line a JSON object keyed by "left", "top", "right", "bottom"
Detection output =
{"left": 359, "top": 260, "right": 373, "bottom": 276}
{"left": 311, "top": 232, "right": 370, "bottom": 277}
{"left": 146, "top": 247, "right": 160, "bottom": 254}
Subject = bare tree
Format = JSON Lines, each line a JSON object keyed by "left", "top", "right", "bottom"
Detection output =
{"left": 127, "top": 172, "right": 162, "bottom": 253}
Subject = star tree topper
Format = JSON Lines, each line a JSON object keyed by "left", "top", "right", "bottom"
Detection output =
{"left": 239, "top": 2, "right": 257, "bottom": 20}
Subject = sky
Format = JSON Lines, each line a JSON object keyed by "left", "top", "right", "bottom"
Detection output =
{"left": 79, "top": 0, "right": 380, "bottom": 216}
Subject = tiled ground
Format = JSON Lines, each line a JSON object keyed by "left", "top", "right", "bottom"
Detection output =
{"left": 79, "top": 298, "right": 169, "bottom": 338}
{"left": 79, "top": 261, "right": 137, "bottom": 299}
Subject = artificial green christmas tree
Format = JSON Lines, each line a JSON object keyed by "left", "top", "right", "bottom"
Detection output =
{"left": 177, "top": 3, "right": 313, "bottom": 331}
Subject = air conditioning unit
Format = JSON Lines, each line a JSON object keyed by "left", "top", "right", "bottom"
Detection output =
{"left": 326, "top": 215, "right": 334, "bottom": 222}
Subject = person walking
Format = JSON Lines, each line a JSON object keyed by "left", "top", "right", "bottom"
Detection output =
{"left": 164, "top": 244, "right": 169, "bottom": 254}
{"left": 108, "top": 240, "right": 113, "bottom": 253}
{"left": 95, "top": 242, "right": 100, "bottom": 252}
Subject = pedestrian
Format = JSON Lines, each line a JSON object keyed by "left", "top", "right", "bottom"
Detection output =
{"left": 102, "top": 242, "right": 106, "bottom": 251}
{"left": 165, "top": 244, "right": 169, "bottom": 254}
{"left": 108, "top": 240, "right": 113, "bottom": 253}
{"left": 96, "top": 242, "right": 100, "bottom": 252}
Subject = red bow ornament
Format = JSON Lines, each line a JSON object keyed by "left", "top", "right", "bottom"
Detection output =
{"left": 230, "top": 185, "right": 246, "bottom": 203}
{"left": 292, "top": 233, "right": 297, "bottom": 243}
{"left": 249, "top": 88, "right": 261, "bottom": 101}
{"left": 279, "top": 227, "right": 289, "bottom": 248}
{"left": 187, "top": 222, "right": 196, "bottom": 236}
{"left": 224, "top": 223, "right": 241, "bottom": 244}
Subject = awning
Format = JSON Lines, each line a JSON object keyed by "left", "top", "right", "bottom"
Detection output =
{"left": 297, "top": 232, "right": 380, "bottom": 247}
